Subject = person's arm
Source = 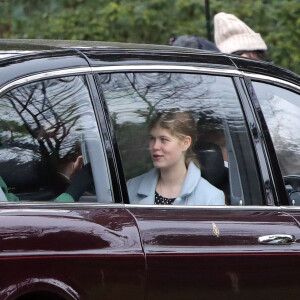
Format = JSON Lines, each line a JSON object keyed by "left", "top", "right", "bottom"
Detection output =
{"left": 0, "top": 176, "right": 19, "bottom": 202}
{"left": 54, "top": 163, "right": 93, "bottom": 203}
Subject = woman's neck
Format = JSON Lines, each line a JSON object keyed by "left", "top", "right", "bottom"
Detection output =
{"left": 160, "top": 163, "right": 187, "bottom": 183}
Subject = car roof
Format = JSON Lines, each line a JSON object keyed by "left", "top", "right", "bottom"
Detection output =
{"left": 0, "top": 38, "right": 222, "bottom": 52}
{"left": 0, "top": 38, "right": 299, "bottom": 87}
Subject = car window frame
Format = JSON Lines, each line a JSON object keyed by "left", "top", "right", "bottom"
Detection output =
{"left": 0, "top": 68, "right": 115, "bottom": 205}
{"left": 94, "top": 65, "right": 271, "bottom": 207}
{"left": 234, "top": 76, "right": 277, "bottom": 206}
{"left": 244, "top": 74, "right": 300, "bottom": 206}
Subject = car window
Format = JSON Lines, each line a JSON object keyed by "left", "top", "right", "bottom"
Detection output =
{"left": 252, "top": 81, "right": 300, "bottom": 205}
{"left": 99, "top": 72, "right": 263, "bottom": 206}
{"left": 0, "top": 75, "right": 112, "bottom": 203}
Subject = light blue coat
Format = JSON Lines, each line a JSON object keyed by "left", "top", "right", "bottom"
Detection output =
{"left": 127, "top": 162, "right": 225, "bottom": 205}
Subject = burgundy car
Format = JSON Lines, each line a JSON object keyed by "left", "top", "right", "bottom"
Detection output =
{"left": 0, "top": 39, "right": 300, "bottom": 300}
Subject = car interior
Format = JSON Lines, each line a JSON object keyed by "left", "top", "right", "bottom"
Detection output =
{"left": 117, "top": 118, "right": 237, "bottom": 205}
{"left": 0, "top": 134, "right": 112, "bottom": 203}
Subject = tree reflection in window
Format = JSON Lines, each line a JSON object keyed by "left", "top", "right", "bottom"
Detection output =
{"left": 253, "top": 81, "right": 300, "bottom": 177}
{"left": 0, "top": 76, "right": 97, "bottom": 199}
{"left": 100, "top": 73, "right": 238, "bottom": 179}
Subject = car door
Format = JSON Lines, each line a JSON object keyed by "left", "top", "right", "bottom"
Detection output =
{"left": 248, "top": 74, "right": 300, "bottom": 266}
{"left": 98, "top": 66, "right": 300, "bottom": 300}
{"left": 246, "top": 75, "right": 300, "bottom": 207}
{"left": 0, "top": 61, "right": 145, "bottom": 300}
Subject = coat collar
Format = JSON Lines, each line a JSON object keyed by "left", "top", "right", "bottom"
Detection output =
{"left": 137, "top": 167, "right": 159, "bottom": 197}
{"left": 137, "top": 162, "right": 201, "bottom": 201}
{"left": 180, "top": 162, "right": 201, "bottom": 197}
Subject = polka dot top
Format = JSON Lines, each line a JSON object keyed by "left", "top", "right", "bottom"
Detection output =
{"left": 155, "top": 191, "right": 176, "bottom": 205}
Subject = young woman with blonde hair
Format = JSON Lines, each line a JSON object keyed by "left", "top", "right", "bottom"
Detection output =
{"left": 127, "top": 110, "right": 225, "bottom": 205}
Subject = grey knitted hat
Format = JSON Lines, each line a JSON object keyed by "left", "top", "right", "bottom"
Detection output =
{"left": 214, "top": 12, "right": 267, "bottom": 54}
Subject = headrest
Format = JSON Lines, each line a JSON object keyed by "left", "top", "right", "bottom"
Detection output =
{"left": 195, "top": 142, "right": 227, "bottom": 188}
{"left": 0, "top": 159, "right": 42, "bottom": 189}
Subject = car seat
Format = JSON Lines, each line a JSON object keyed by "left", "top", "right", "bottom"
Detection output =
{"left": 0, "top": 159, "right": 61, "bottom": 201}
{"left": 195, "top": 142, "right": 230, "bottom": 204}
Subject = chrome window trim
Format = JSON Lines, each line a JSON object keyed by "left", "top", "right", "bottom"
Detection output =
{"left": 0, "top": 203, "right": 124, "bottom": 208}
{"left": 0, "top": 65, "right": 298, "bottom": 97}
{"left": 243, "top": 72, "right": 300, "bottom": 92}
{"left": 0, "top": 67, "right": 92, "bottom": 96}
{"left": 281, "top": 206, "right": 300, "bottom": 210}
{"left": 0, "top": 202, "right": 282, "bottom": 210}
{"left": 0, "top": 65, "right": 240, "bottom": 96}
{"left": 91, "top": 65, "right": 242, "bottom": 75}
{"left": 125, "top": 204, "right": 281, "bottom": 210}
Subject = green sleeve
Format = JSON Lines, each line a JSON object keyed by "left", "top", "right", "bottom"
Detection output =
{"left": 0, "top": 176, "right": 74, "bottom": 203}
{"left": 0, "top": 176, "right": 19, "bottom": 202}
{"left": 54, "top": 193, "right": 75, "bottom": 203}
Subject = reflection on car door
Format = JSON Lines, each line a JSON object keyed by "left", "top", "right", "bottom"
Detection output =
{"left": 0, "top": 206, "right": 145, "bottom": 299}
{"left": 127, "top": 206, "right": 300, "bottom": 300}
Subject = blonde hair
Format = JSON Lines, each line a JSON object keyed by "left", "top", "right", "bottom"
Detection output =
{"left": 148, "top": 110, "right": 200, "bottom": 168}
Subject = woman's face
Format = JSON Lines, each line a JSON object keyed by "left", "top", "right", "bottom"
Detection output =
{"left": 149, "top": 126, "right": 191, "bottom": 170}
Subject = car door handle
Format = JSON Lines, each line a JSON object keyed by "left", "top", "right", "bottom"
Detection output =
{"left": 258, "top": 234, "right": 296, "bottom": 245}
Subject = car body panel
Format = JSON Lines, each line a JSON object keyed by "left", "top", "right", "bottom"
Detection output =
{"left": 230, "top": 56, "right": 300, "bottom": 87}
{"left": 128, "top": 206, "right": 300, "bottom": 299}
{"left": 0, "top": 205, "right": 145, "bottom": 299}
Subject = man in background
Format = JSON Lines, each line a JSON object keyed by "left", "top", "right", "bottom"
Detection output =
{"left": 169, "top": 35, "right": 220, "bottom": 51}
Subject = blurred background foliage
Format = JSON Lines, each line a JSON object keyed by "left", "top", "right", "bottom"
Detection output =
{"left": 0, "top": 0, "right": 299, "bottom": 74}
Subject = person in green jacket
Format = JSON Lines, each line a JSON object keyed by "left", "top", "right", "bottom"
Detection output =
{"left": 0, "top": 176, "right": 19, "bottom": 202}
{"left": 0, "top": 157, "right": 93, "bottom": 203}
